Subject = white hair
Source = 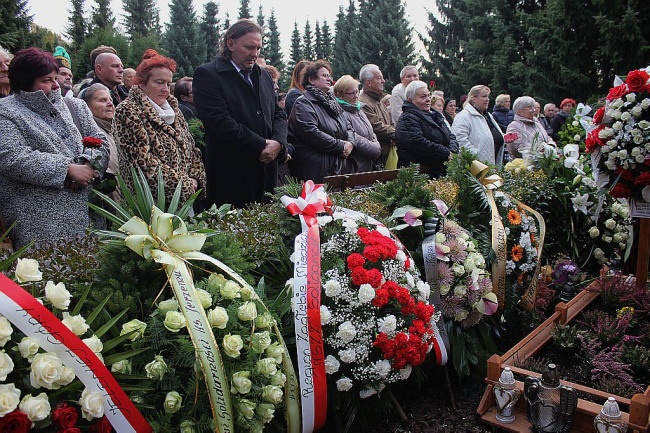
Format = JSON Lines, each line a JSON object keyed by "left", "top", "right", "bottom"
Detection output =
{"left": 512, "top": 96, "right": 536, "bottom": 114}
{"left": 405, "top": 80, "right": 428, "bottom": 100}
{"left": 399, "top": 65, "right": 417, "bottom": 78}
{"left": 359, "top": 64, "right": 380, "bottom": 86}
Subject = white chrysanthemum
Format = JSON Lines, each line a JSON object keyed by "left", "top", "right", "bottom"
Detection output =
{"left": 324, "top": 355, "right": 340, "bottom": 374}
{"left": 336, "top": 321, "right": 357, "bottom": 343}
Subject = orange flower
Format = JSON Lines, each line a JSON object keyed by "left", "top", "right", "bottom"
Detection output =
{"left": 530, "top": 233, "right": 536, "bottom": 244}
{"left": 511, "top": 245, "right": 524, "bottom": 262}
{"left": 507, "top": 209, "right": 522, "bottom": 225}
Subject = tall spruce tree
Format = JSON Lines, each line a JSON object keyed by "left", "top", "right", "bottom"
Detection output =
{"left": 302, "top": 20, "right": 313, "bottom": 61}
{"left": 89, "top": 0, "right": 115, "bottom": 33}
{"left": 223, "top": 12, "right": 231, "bottom": 31}
{"left": 265, "top": 10, "right": 284, "bottom": 71}
{"left": 256, "top": 4, "right": 265, "bottom": 29}
{"left": 332, "top": 1, "right": 359, "bottom": 77}
{"left": 65, "top": 0, "right": 87, "bottom": 50}
{"left": 353, "top": 0, "right": 414, "bottom": 87}
{"left": 123, "top": 0, "right": 161, "bottom": 39}
{"left": 238, "top": 0, "right": 251, "bottom": 20}
{"left": 201, "top": 1, "right": 220, "bottom": 62}
{"left": 162, "top": 0, "right": 205, "bottom": 77}
{"left": 314, "top": 21, "right": 323, "bottom": 59}
{"left": 0, "top": 0, "right": 35, "bottom": 50}
{"left": 289, "top": 22, "right": 302, "bottom": 66}
{"left": 320, "top": 20, "right": 333, "bottom": 62}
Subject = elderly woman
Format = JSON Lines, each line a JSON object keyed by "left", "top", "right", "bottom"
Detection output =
{"left": 396, "top": 80, "right": 459, "bottom": 179}
{"left": 0, "top": 48, "right": 109, "bottom": 247}
{"left": 492, "top": 93, "right": 514, "bottom": 131}
{"left": 288, "top": 60, "right": 355, "bottom": 182}
{"left": 114, "top": 49, "right": 205, "bottom": 204}
{"left": 333, "top": 75, "right": 381, "bottom": 172}
{"left": 451, "top": 85, "right": 504, "bottom": 167}
{"left": 80, "top": 83, "right": 120, "bottom": 190}
{"left": 443, "top": 98, "right": 456, "bottom": 125}
{"left": 0, "top": 46, "right": 11, "bottom": 97}
{"left": 505, "top": 96, "right": 556, "bottom": 159}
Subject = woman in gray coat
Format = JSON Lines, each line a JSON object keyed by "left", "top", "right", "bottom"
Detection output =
{"left": 333, "top": 75, "right": 381, "bottom": 173}
{"left": 0, "top": 48, "right": 109, "bottom": 247}
{"left": 288, "top": 60, "right": 355, "bottom": 183}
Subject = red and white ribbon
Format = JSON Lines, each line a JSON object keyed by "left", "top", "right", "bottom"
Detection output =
{"left": 282, "top": 181, "right": 329, "bottom": 433}
{"left": 0, "top": 274, "right": 152, "bottom": 433}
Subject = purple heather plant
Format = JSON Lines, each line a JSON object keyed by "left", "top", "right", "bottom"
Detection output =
{"left": 586, "top": 342, "right": 644, "bottom": 396}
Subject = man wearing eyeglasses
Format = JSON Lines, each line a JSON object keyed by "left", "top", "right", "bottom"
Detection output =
{"left": 193, "top": 19, "right": 288, "bottom": 208}
{"left": 359, "top": 64, "right": 396, "bottom": 167}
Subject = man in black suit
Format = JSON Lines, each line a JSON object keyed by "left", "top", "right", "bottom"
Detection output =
{"left": 193, "top": 19, "right": 288, "bottom": 208}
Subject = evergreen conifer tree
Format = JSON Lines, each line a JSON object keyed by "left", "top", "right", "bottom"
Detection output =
{"left": 123, "top": 0, "right": 161, "bottom": 39}
{"left": 65, "top": 0, "right": 87, "bottom": 50}
{"left": 238, "top": 0, "right": 251, "bottom": 20}
{"left": 289, "top": 22, "right": 302, "bottom": 67}
{"left": 200, "top": 1, "right": 220, "bottom": 62}
{"left": 320, "top": 20, "right": 333, "bottom": 62}
{"left": 314, "top": 21, "right": 323, "bottom": 60}
{"left": 223, "top": 12, "right": 230, "bottom": 31}
{"left": 89, "top": 0, "right": 115, "bottom": 33}
{"left": 302, "top": 20, "right": 313, "bottom": 61}
{"left": 0, "top": 0, "right": 35, "bottom": 50}
{"left": 76, "top": 28, "right": 129, "bottom": 77}
{"left": 265, "top": 10, "right": 284, "bottom": 72}
{"left": 256, "top": 4, "right": 265, "bottom": 29}
{"left": 162, "top": 0, "right": 205, "bottom": 77}
{"left": 332, "top": 1, "right": 358, "bottom": 77}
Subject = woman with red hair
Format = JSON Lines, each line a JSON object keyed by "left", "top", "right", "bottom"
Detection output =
{"left": 113, "top": 49, "right": 205, "bottom": 204}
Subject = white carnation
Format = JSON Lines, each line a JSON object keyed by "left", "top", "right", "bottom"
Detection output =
{"left": 400, "top": 365, "right": 412, "bottom": 379}
{"left": 416, "top": 281, "right": 430, "bottom": 301}
{"left": 324, "top": 280, "right": 342, "bottom": 298}
{"left": 339, "top": 348, "right": 356, "bottom": 363}
{"left": 324, "top": 355, "right": 340, "bottom": 374}
{"left": 358, "top": 284, "right": 375, "bottom": 304}
{"left": 336, "top": 377, "right": 353, "bottom": 391}
{"left": 395, "top": 250, "right": 407, "bottom": 262}
{"left": 374, "top": 359, "right": 392, "bottom": 378}
{"left": 377, "top": 315, "right": 397, "bottom": 335}
{"left": 320, "top": 305, "right": 332, "bottom": 325}
{"left": 336, "top": 321, "right": 357, "bottom": 343}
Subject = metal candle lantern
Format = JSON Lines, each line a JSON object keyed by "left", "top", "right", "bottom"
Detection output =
{"left": 524, "top": 363, "right": 577, "bottom": 433}
{"left": 594, "top": 397, "right": 628, "bottom": 433}
{"left": 493, "top": 367, "right": 521, "bottom": 423}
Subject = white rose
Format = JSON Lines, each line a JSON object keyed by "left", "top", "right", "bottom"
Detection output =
{"left": 120, "top": 319, "right": 147, "bottom": 341}
{"left": 261, "top": 385, "right": 283, "bottom": 405}
{"left": 56, "top": 366, "right": 75, "bottom": 387}
{"left": 336, "top": 321, "right": 357, "bottom": 343}
{"left": 269, "top": 370, "right": 287, "bottom": 387}
{"left": 256, "top": 357, "right": 278, "bottom": 378}
{"left": 231, "top": 371, "right": 253, "bottom": 394}
{"left": 452, "top": 263, "right": 465, "bottom": 276}
{"left": 0, "top": 350, "right": 14, "bottom": 381}
{"left": 145, "top": 355, "right": 168, "bottom": 380}
{"left": 620, "top": 111, "right": 632, "bottom": 122}
{"left": 434, "top": 232, "right": 446, "bottom": 243}
{"left": 603, "top": 236, "right": 612, "bottom": 243}
{"left": 30, "top": 352, "right": 64, "bottom": 389}
{"left": 464, "top": 257, "right": 476, "bottom": 273}
{"left": 82, "top": 335, "right": 103, "bottom": 354}
{"left": 613, "top": 233, "right": 623, "bottom": 243}
{"left": 250, "top": 331, "right": 272, "bottom": 353}
{"left": 257, "top": 403, "right": 276, "bottom": 423}
{"left": 180, "top": 420, "right": 196, "bottom": 433}
{"left": 636, "top": 154, "right": 646, "bottom": 163}
{"left": 358, "top": 284, "right": 375, "bottom": 304}
{"left": 195, "top": 288, "right": 213, "bottom": 309}
{"left": 599, "top": 127, "right": 615, "bottom": 139}
{"left": 626, "top": 93, "right": 636, "bottom": 103}
{"left": 0, "top": 383, "right": 20, "bottom": 416}
{"left": 266, "top": 342, "right": 285, "bottom": 364}
{"left": 573, "top": 134, "right": 581, "bottom": 142}
{"left": 44, "top": 281, "right": 71, "bottom": 310}
{"left": 158, "top": 298, "right": 179, "bottom": 313}
{"left": 207, "top": 307, "right": 229, "bottom": 329}
{"left": 14, "top": 258, "right": 42, "bottom": 283}
{"left": 594, "top": 248, "right": 605, "bottom": 258}
{"left": 612, "top": 121, "right": 623, "bottom": 131}
{"left": 631, "top": 105, "right": 643, "bottom": 117}
{"left": 111, "top": 359, "right": 132, "bottom": 374}
{"left": 163, "top": 391, "right": 183, "bottom": 413}
{"left": 237, "top": 301, "right": 258, "bottom": 321}
{"left": 163, "top": 310, "right": 186, "bottom": 332}
{"left": 236, "top": 399, "right": 256, "bottom": 419}
{"left": 605, "top": 218, "right": 617, "bottom": 230}
{"left": 588, "top": 227, "right": 600, "bottom": 238}
{"left": 571, "top": 120, "right": 579, "bottom": 127}
{"left": 79, "top": 388, "right": 105, "bottom": 421}
{"left": 220, "top": 280, "right": 241, "bottom": 299}
{"left": 634, "top": 135, "right": 644, "bottom": 144}
{"left": 439, "top": 284, "right": 451, "bottom": 296}
{"left": 454, "top": 285, "right": 467, "bottom": 297}
{"left": 641, "top": 98, "right": 650, "bottom": 109}
{"left": 454, "top": 310, "right": 468, "bottom": 322}
{"left": 18, "top": 337, "right": 39, "bottom": 360}
{"left": 638, "top": 120, "right": 650, "bottom": 129}
{"left": 618, "top": 149, "right": 628, "bottom": 159}
{"left": 19, "top": 393, "right": 51, "bottom": 422}
{"left": 320, "top": 305, "right": 332, "bottom": 325}
{"left": 336, "top": 377, "right": 353, "bottom": 392}
{"left": 62, "top": 312, "right": 89, "bottom": 336}
{"left": 255, "top": 312, "right": 275, "bottom": 329}
{"left": 0, "top": 316, "right": 13, "bottom": 347}
{"left": 325, "top": 355, "right": 340, "bottom": 374}
{"left": 223, "top": 334, "right": 244, "bottom": 358}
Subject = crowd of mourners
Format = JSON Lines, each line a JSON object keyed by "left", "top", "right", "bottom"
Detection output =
{"left": 0, "top": 18, "right": 578, "bottom": 248}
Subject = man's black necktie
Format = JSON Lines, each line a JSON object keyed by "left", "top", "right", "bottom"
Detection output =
{"left": 240, "top": 69, "right": 252, "bottom": 87}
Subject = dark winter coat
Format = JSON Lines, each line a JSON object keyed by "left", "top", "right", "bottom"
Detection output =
{"left": 492, "top": 107, "right": 515, "bottom": 132}
{"left": 288, "top": 89, "right": 355, "bottom": 183}
{"left": 396, "top": 101, "right": 459, "bottom": 179}
{"left": 550, "top": 110, "right": 571, "bottom": 141}
{"left": 193, "top": 57, "right": 288, "bottom": 208}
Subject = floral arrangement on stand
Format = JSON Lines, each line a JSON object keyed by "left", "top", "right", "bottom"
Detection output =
{"left": 0, "top": 258, "right": 148, "bottom": 433}
{"left": 585, "top": 66, "right": 650, "bottom": 204}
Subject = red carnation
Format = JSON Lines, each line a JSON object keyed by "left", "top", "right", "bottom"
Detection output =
{"left": 52, "top": 403, "right": 79, "bottom": 429}
{"left": 610, "top": 182, "right": 631, "bottom": 198}
{"left": 61, "top": 429, "right": 82, "bottom": 433}
{"left": 346, "top": 253, "right": 365, "bottom": 270}
{"left": 372, "top": 288, "right": 390, "bottom": 307}
{"left": 606, "top": 83, "right": 628, "bottom": 101}
{"left": 82, "top": 136, "right": 103, "bottom": 148}
{"left": 365, "top": 268, "right": 383, "bottom": 287}
{"left": 381, "top": 281, "right": 399, "bottom": 297}
{"left": 585, "top": 126, "right": 605, "bottom": 152}
{"left": 625, "top": 69, "right": 650, "bottom": 93}
{"left": 635, "top": 172, "right": 650, "bottom": 185}
{"left": 429, "top": 80, "right": 436, "bottom": 88}
{"left": 592, "top": 106, "right": 605, "bottom": 125}
{"left": 0, "top": 410, "right": 31, "bottom": 433}
{"left": 88, "top": 416, "right": 113, "bottom": 433}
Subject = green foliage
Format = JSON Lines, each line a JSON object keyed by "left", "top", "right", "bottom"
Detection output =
{"left": 551, "top": 324, "right": 582, "bottom": 351}
{"left": 74, "top": 28, "right": 129, "bottom": 78}
{"left": 367, "top": 165, "right": 434, "bottom": 214}
{"left": 0, "top": 0, "right": 36, "bottom": 50}
{"left": 200, "top": 1, "right": 220, "bottom": 63}
{"left": 302, "top": 21, "right": 313, "bottom": 61}
{"left": 289, "top": 23, "right": 302, "bottom": 68}
{"left": 126, "top": 34, "right": 160, "bottom": 69}
{"left": 187, "top": 118, "right": 205, "bottom": 148}
{"left": 621, "top": 345, "right": 650, "bottom": 382}
{"left": 331, "top": 1, "right": 358, "bottom": 78}
{"left": 65, "top": 0, "right": 86, "bottom": 50}
{"left": 238, "top": 0, "right": 251, "bottom": 20}
{"left": 89, "top": 0, "right": 115, "bottom": 34}
{"left": 161, "top": 0, "right": 205, "bottom": 77}
{"left": 122, "top": 0, "right": 161, "bottom": 39}
{"left": 264, "top": 11, "right": 284, "bottom": 74}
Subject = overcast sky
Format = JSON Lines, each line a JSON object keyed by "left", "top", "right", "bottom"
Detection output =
{"left": 28, "top": 0, "right": 434, "bottom": 58}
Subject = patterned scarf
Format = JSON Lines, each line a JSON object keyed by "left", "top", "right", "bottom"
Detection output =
{"left": 306, "top": 84, "right": 343, "bottom": 117}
